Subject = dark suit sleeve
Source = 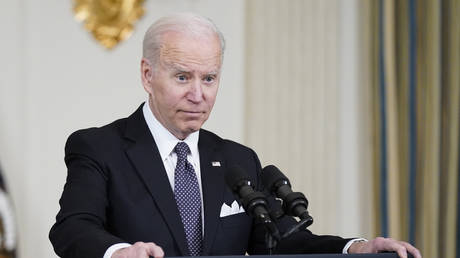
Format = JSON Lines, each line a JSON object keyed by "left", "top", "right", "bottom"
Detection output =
{"left": 245, "top": 149, "right": 352, "bottom": 255}
{"left": 49, "top": 131, "right": 124, "bottom": 258}
{"left": 249, "top": 208, "right": 353, "bottom": 254}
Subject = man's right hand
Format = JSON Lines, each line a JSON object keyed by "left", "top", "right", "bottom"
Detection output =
{"left": 112, "top": 242, "right": 164, "bottom": 258}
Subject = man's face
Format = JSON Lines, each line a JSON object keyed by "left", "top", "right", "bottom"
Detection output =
{"left": 141, "top": 32, "right": 222, "bottom": 140}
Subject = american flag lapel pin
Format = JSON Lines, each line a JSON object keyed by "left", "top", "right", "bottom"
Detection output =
{"left": 211, "top": 161, "right": 221, "bottom": 167}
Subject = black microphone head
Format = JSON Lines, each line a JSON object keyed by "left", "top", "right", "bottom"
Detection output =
{"left": 225, "top": 165, "right": 251, "bottom": 192}
{"left": 262, "top": 165, "right": 291, "bottom": 192}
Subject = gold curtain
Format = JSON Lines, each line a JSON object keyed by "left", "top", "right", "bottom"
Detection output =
{"left": 368, "top": 0, "right": 460, "bottom": 257}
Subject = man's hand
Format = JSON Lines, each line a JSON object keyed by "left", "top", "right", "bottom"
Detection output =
{"left": 349, "top": 237, "right": 421, "bottom": 258}
{"left": 112, "top": 242, "right": 164, "bottom": 258}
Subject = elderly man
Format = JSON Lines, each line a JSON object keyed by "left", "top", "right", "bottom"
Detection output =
{"left": 49, "top": 13, "right": 421, "bottom": 258}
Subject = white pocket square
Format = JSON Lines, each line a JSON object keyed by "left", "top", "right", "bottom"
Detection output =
{"left": 219, "top": 200, "right": 245, "bottom": 217}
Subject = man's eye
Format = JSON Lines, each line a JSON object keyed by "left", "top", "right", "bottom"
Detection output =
{"left": 204, "top": 76, "right": 215, "bottom": 83}
{"left": 177, "top": 75, "right": 186, "bottom": 81}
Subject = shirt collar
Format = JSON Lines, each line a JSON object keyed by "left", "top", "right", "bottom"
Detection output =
{"left": 142, "top": 102, "right": 199, "bottom": 161}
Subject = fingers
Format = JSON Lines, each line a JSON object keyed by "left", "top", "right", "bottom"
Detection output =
{"left": 400, "top": 241, "right": 422, "bottom": 258}
{"left": 145, "top": 242, "right": 164, "bottom": 258}
{"left": 132, "top": 242, "right": 164, "bottom": 258}
{"left": 113, "top": 242, "right": 164, "bottom": 258}
{"left": 382, "top": 238, "right": 407, "bottom": 258}
{"left": 370, "top": 237, "right": 387, "bottom": 252}
{"left": 369, "top": 237, "right": 422, "bottom": 258}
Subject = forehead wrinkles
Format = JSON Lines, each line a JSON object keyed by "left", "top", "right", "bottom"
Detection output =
{"left": 159, "top": 43, "right": 221, "bottom": 71}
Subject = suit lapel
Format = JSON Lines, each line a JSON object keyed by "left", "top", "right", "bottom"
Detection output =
{"left": 123, "top": 105, "right": 189, "bottom": 256}
{"left": 199, "top": 131, "right": 226, "bottom": 255}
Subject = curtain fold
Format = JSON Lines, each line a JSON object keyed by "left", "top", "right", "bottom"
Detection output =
{"left": 371, "top": 0, "right": 460, "bottom": 257}
{"left": 244, "top": 0, "right": 342, "bottom": 235}
{"left": 244, "top": 0, "right": 376, "bottom": 236}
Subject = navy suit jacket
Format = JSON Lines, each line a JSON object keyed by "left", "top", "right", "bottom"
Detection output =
{"left": 50, "top": 104, "right": 350, "bottom": 258}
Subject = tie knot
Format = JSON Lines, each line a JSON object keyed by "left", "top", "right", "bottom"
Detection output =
{"left": 174, "top": 142, "right": 190, "bottom": 159}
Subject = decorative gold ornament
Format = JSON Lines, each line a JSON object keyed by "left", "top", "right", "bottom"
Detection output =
{"left": 73, "top": 0, "right": 145, "bottom": 49}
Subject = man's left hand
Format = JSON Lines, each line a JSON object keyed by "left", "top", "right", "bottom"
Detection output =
{"left": 348, "top": 237, "right": 421, "bottom": 258}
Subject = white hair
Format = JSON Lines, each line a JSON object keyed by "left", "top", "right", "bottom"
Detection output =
{"left": 142, "top": 13, "right": 225, "bottom": 65}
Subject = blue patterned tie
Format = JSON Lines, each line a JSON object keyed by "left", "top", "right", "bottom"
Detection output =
{"left": 174, "top": 142, "right": 203, "bottom": 256}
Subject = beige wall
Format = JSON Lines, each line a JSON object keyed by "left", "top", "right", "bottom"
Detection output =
{"left": 245, "top": 0, "right": 373, "bottom": 238}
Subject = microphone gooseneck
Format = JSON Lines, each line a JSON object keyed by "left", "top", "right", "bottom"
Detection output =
{"left": 225, "top": 165, "right": 280, "bottom": 251}
{"left": 224, "top": 165, "right": 272, "bottom": 223}
{"left": 262, "top": 165, "right": 313, "bottom": 227}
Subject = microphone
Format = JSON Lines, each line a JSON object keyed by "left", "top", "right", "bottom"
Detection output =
{"left": 262, "top": 165, "right": 313, "bottom": 226}
{"left": 224, "top": 165, "right": 273, "bottom": 223}
{"left": 225, "top": 165, "right": 281, "bottom": 250}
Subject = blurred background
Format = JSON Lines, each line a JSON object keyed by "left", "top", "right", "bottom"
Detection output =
{"left": 0, "top": 0, "right": 458, "bottom": 257}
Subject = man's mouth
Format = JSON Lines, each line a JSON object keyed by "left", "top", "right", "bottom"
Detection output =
{"left": 180, "top": 110, "right": 204, "bottom": 117}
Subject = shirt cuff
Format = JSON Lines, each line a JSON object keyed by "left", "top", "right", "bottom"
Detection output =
{"left": 103, "top": 243, "right": 132, "bottom": 258}
{"left": 342, "top": 238, "right": 368, "bottom": 254}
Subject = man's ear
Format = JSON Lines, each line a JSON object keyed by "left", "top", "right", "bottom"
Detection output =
{"left": 141, "top": 58, "right": 154, "bottom": 94}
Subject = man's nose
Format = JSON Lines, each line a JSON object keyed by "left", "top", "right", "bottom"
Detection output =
{"left": 187, "top": 80, "right": 204, "bottom": 103}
